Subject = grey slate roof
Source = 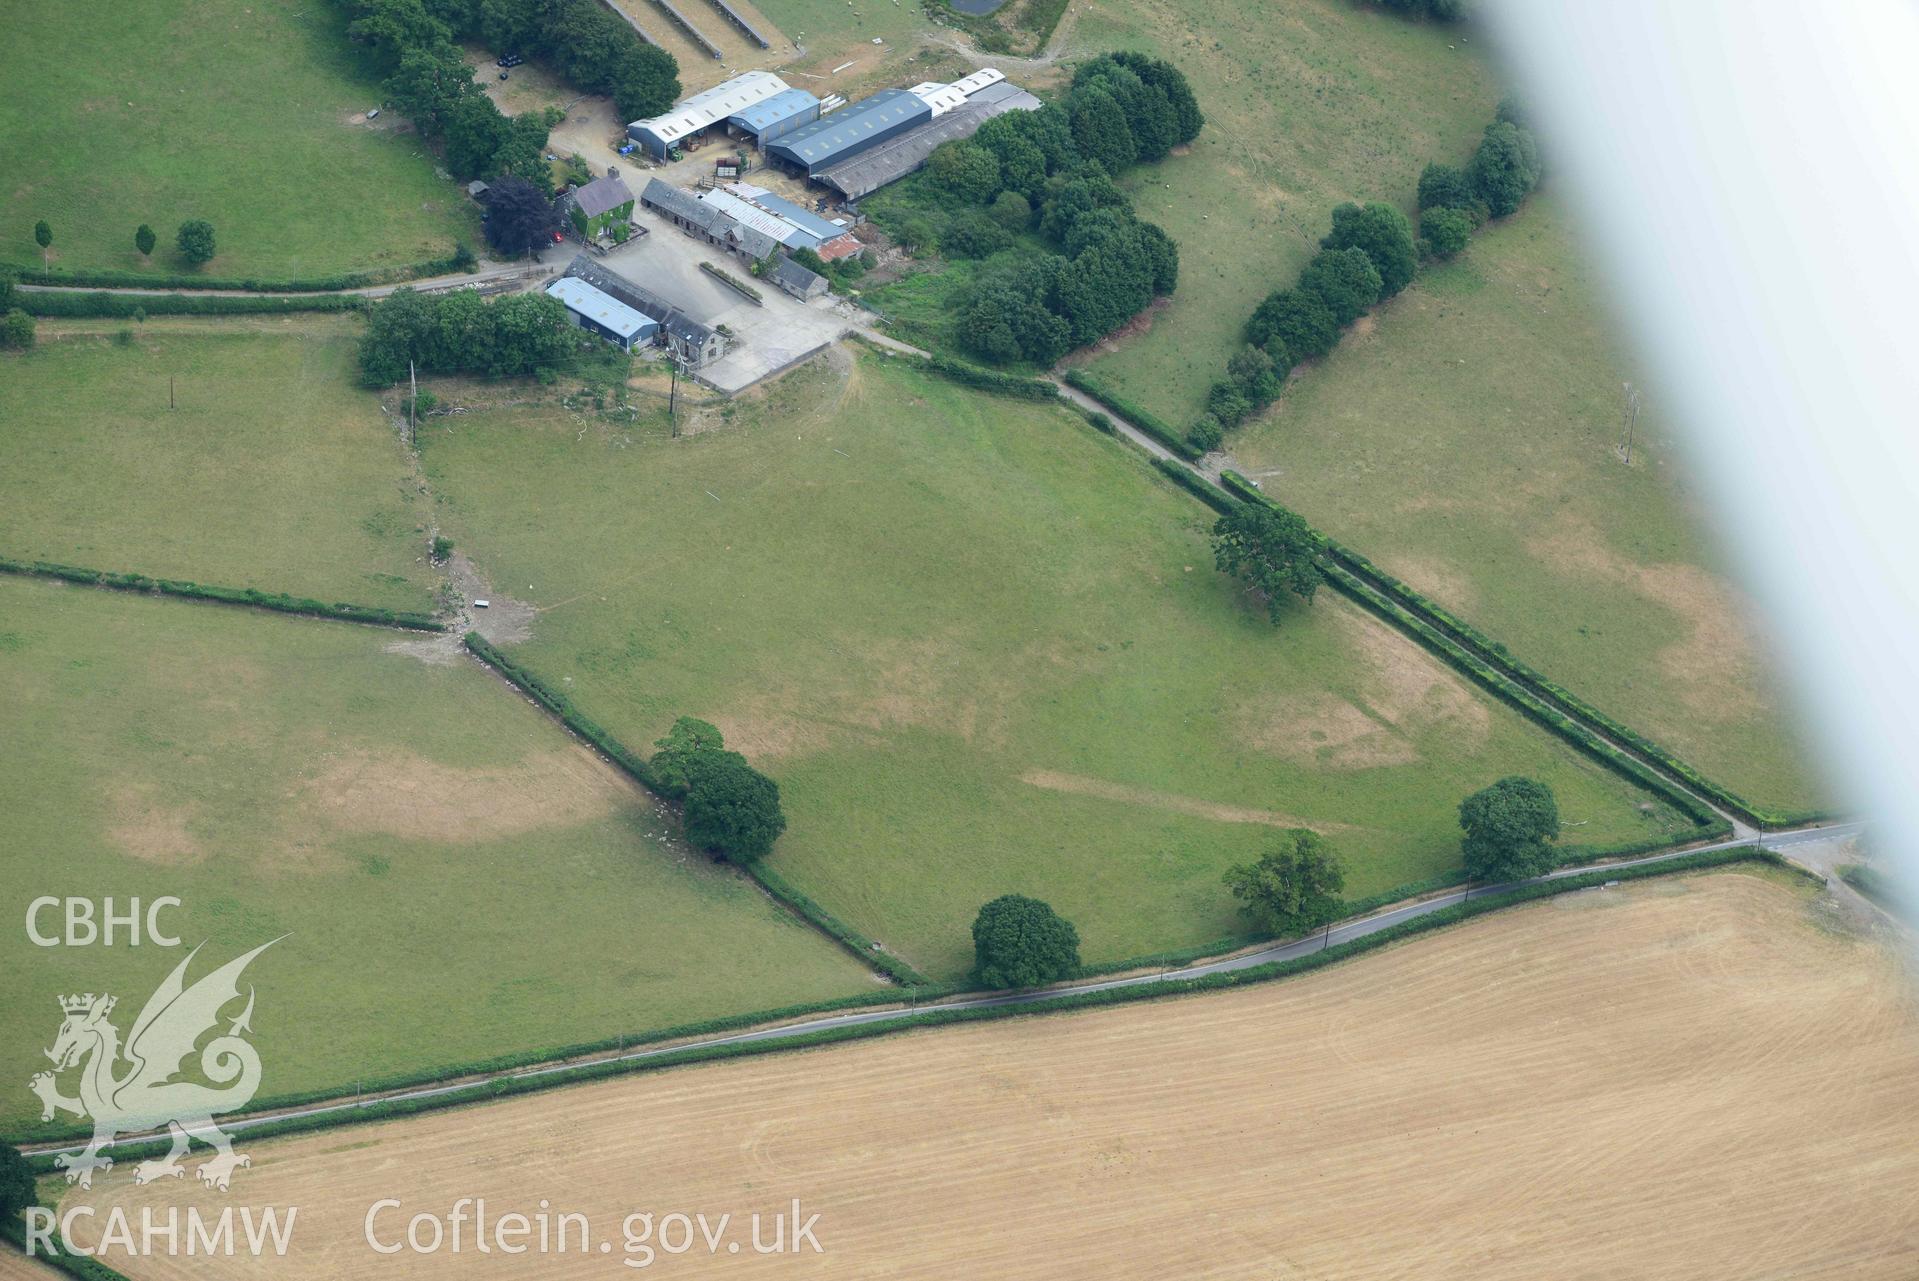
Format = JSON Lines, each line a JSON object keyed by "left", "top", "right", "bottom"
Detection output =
{"left": 640, "top": 178, "right": 780, "bottom": 260}
{"left": 767, "top": 255, "right": 827, "bottom": 297}
{"left": 569, "top": 173, "right": 636, "bottom": 219}
{"left": 816, "top": 82, "right": 1040, "bottom": 200}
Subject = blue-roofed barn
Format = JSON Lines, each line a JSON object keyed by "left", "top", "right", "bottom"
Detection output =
{"left": 728, "top": 88, "right": 821, "bottom": 147}
{"left": 764, "top": 90, "right": 932, "bottom": 176}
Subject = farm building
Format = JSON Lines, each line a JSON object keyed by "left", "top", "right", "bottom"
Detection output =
{"left": 545, "top": 276, "right": 656, "bottom": 351}
{"left": 728, "top": 88, "right": 821, "bottom": 147}
{"left": 815, "top": 78, "right": 1039, "bottom": 201}
{"left": 641, "top": 178, "right": 781, "bottom": 261}
{"left": 766, "top": 255, "right": 829, "bottom": 301}
{"left": 561, "top": 170, "right": 636, "bottom": 241}
{"left": 561, "top": 256, "right": 730, "bottom": 370}
{"left": 628, "top": 70, "right": 791, "bottom": 160}
{"left": 764, "top": 90, "right": 932, "bottom": 176}
{"left": 723, "top": 185, "right": 863, "bottom": 259}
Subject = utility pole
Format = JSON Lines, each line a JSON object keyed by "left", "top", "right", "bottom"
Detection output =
{"left": 408, "top": 360, "right": 418, "bottom": 446}
{"left": 1621, "top": 381, "right": 1641, "bottom": 465}
{"left": 668, "top": 353, "right": 680, "bottom": 437}
{"left": 169, "top": 376, "right": 175, "bottom": 411}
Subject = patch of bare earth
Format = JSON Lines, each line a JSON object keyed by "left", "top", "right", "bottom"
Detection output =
{"left": 1238, "top": 605, "right": 1488, "bottom": 768}
{"left": 1019, "top": 770, "right": 1346, "bottom": 831}
{"left": 68, "top": 874, "right": 1919, "bottom": 1279}
{"left": 1529, "top": 509, "right": 1767, "bottom": 721}
{"left": 107, "top": 786, "right": 203, "bottom": 866}
{"left": 286, "top": 744, "right": 629, "bottom": 852}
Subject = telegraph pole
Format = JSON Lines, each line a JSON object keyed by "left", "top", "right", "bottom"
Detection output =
{"left": 668, "top": 354, "right": 680, "bottom": 437}
{"left": 1621, "top": 381, "right": 1641, "bottom": 465}
{"left": 408, "top": 360, "right": 418, "bottom": 446}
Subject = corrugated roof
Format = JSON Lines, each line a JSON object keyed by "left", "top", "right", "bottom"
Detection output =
{"left": 562, "top": 256, "right": 717, "bottom": 347}
{"left": 630, "top": 70, "right": 789, "bottom": 141}
{"left": 766, "top": 90, "right": 930, "bottom": 168}
{"left": 698, "top": 188, "right": 809, "bottom": 247}
{"left": 641, "top": 179, "right": 782, "bottom": 260}
{"left": 546, "top": 277, "right": 654, "bottom": 339}
{"left": 952, "top": 68, "right": 1006, "bottom": 96}
{"left": 728, "top": 87, "right": 820, "bottom": 132}
{"left": 816, "top": 81, "right": 1039, "bottom": 200}
{"left": 908, "top": 82, "right": 967, "bottom": 116}
{"left": 728, "top": 188, "right": 844, "bottom": 244}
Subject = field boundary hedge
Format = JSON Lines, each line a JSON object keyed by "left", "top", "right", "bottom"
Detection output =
{"left": 848, "top": 334, "right": 1062, "bottom": 403}
{"left": 17, "top": 847, "right": 1790, "bottom": 1175}
{"left": 0, "top": 1216, "right": 129, "bottom": 1281}
{"left": 17, "top": 291, "right": 366, "bottom": 318}
{"left": 461, "top": 634, "right": 932, "bottom": 987}
{"left": 1061, "top": 368, "right": 1200, "bottom": 459}
{"left": 0, "top": 558, "right": 443, "bottom": 631}
{"left": 3, "top": 253, "right": 467, "bottom": 294}
{"left": 1217, "top": 470, "right": 1825, "bottom": 829}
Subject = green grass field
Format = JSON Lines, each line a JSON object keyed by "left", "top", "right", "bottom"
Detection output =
{"left": 1, "top": 0, "right": 475, "bottom": 281}
{"left": 1225, "top": 193, "right": 1825, "bottom": 813}
{"left": 421, "top": 352, "right": 1686, "bottom": 980}
{"left": 0, "top": 323, "right": 441, "bottom": 612}
{"left": 1071, "top": 0, "right": 1500, "bottom": 426}
{"left": 0, "top": 576, "right": 876, "bottom": 1133}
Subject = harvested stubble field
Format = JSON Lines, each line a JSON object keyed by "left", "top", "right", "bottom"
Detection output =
{"left": 67, "top": 871, "right": 1919, "bottom": 1278}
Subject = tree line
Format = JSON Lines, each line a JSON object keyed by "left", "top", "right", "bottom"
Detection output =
{"left": 965, "top": 774, "right": 1561, "bottom": 993}
{"left": 1192, "top": 97, "right": 1541, "bottom": 451}
{"left": 357, "top": 285, "right": 577, "bottom": 385}
{"left": 884, "top": 52, "right": 1201, "bottom": 367}
{"left": 336, "top": 0, "right": 680, "bottom": 195}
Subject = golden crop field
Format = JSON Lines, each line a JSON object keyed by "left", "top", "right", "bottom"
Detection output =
{"left": 62, "top": 872, "right": 1919, "bottom": 1279}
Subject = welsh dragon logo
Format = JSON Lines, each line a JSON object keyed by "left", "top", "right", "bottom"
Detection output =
{"left": 30, "top": 940, "right": 280, "bottom": 1191}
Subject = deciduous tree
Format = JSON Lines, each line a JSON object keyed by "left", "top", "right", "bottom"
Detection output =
{"left": 135, "top": 224, "right": 157, "bottom": 257}
{"left": 1471, "top": 121, "right": 1541, "bottom": 218}
{"left": 176, "top": 219, "right": 217, "bottom": 265}
{"left": 1212, "top": 499, "right": 1323, "bottom": 620}
{"left": 1298, "top": 246, "right": 1383, "bottom": 326}
{"left": 1420, "top": 205, "right": 1475, "bottom": 260}
{"left": 1320, "top": 201, "right": 1418, "bottom": 299}
{"left": 971, "top": 895, "right": 1080, "bottom": 989}
{"left": 1459, "top": 776, "right": 1561, "bottom": 881}
{"left": 1223, "top": 829, "right": 1346, "bottom": 934}
{"left": 682, "top": 750, "right": 786, "bottom": 864}
{"left": 481, "top": 175, "right": 558, "bottom": 258}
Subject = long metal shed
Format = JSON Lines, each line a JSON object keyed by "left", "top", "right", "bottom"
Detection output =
{"left": 727, "top": 88, "right": 821, "bottom": 146}
{"left": 764, "top": 90, "right": 932, "bottom": 175}
{"left": 814, "top": 81, "right": 1040, "bottom": 200}
{"left": 702, "top": 0, "right": 772, "bottom": 47}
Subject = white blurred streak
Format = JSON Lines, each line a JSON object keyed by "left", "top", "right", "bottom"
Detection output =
{"left": 1482, "top": 2, "right": 1919, "bottom": 880}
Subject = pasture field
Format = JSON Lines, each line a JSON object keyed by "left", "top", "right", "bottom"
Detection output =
{"left": 66, "top": 871, "right": 1919, "bottom": 1278}
{"left": 0, "top": 323, "right": 440, "bottom": 613}
{"left": 1072, "top": 0, "right": 1501, "bottom": 424}
{"left": 0, "top": 0, "right": 474, "bottom": 281}
{"left": 420, "top": 351, "right": 1682, "bottom": 980}
{"left": 1226, "top": 194, "right": 1825, "bottom": 813}
{"left": 0, "top": 576, "right": 876, "bottom": 1133}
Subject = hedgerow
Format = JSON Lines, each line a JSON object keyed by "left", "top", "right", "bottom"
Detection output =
{"left": 0, "top": 558, "right": 443, "bottom": 631}
{"left": 461, "top": 634, "right": 931, "bottom": 986}
{"left": 0, "top": 252, "right": 469, "bottom": 293}
{"left": 1062, "top": 368, "right": 1199, "bottom": 459}
{"left": 18, "top": 847, "right": 1787, "bottom": 1174}
{"left": 16, "top": 291, "right": 366, "bottom": 318}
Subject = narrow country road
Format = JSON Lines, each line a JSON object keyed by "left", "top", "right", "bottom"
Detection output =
{"left": 23, "top": 820, "right": 1863, "bottom": 1159}
{"left": 16, "top": 259, "right": 552, "bottom": 300}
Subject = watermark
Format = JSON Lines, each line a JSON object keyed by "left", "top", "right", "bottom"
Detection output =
{"left": 26, "top": 895, "right": 183, "bottom": 947}
{"left": 24, "top": 1204, "right": 298, "bottom": 1259}
{"left": 29, "top": 938, "right": 280, "bottom": 1190}
{"left": 365, "top": 1198, "right": 825, "bottom": 1269}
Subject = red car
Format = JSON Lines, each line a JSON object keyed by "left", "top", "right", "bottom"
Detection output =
{"left": 552, "top": 230, "right": 564, "bottom": 243}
